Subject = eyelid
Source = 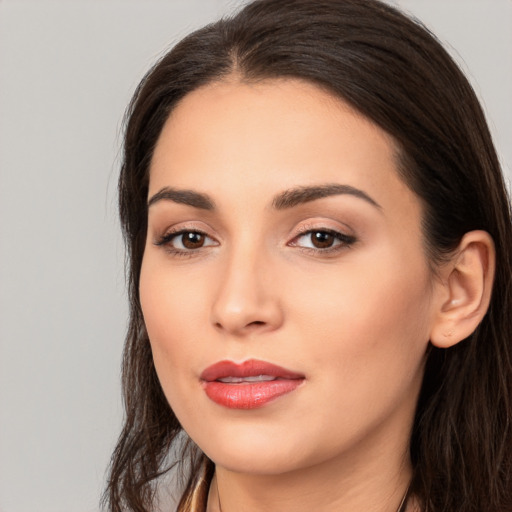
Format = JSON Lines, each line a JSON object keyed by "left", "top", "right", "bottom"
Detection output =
{"left": 151, "top": 219, "right": 356, "bottom": 256}
{"left": 160, "top": 229, "right": 217, "bottom": 246}
{"left": 152, "top": 220, "right": 221, "bottom": 258}
{"left": 155, "top": 228, "right": 218, "bottom": 244}
{"left": 152, "top": 219, "right": 218, "bottom": 242}
{"left": 290, "top": 219, "right": 355, "bottom": 239}
{"left": 287, "top": 221, "right": 357, "bottom": 253}
{"left": 289, "top": 229, "right": 355, "bottom": 246}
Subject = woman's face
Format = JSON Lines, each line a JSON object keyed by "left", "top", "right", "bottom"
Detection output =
{"left": 140, "top": 79, "right": 440, "bottom": 475}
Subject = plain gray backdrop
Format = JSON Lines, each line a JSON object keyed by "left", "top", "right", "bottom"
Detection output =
{"left": 0, "top": 1, "right": 510, "bottom": 511}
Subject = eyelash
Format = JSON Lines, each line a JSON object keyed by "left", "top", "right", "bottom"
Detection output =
{"left": 154, "top": 227, "right": 356, "bottom": 257}
{"left": 289, "top": 227, "right": 357, "bottom": 254}
{"left": 154, "top": 229, "right": 217, "bottom": 258}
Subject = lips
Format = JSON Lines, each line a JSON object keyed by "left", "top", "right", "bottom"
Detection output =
{"left": 200, "top": 359, "right": 305, "bottom": 409}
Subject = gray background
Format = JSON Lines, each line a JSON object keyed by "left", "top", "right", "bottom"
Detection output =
{"left": 0, "top": 1, "right": 510, "bottom": 511}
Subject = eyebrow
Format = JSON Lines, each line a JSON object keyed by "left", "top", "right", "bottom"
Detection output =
{"left": 272, "top": 184, "right": 381, "bottom": 210}
{"left": 147, "top": 183, "right": 380, "bottom": 211}
{"left": 147, "top": 187, "right": 215, "bottom": 210}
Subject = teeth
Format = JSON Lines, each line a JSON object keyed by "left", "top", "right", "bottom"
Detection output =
{"left": 244, "top": 375, "right": 277, "bottom": 382}
{"left": 217, "top": 375, "right": 277, "bottom": 383}
{"left": 218, "top": 377, "right": 244, "bottom": 383}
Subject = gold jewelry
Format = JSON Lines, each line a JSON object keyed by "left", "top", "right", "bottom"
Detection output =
{"left": 396, "top": 482, "right": 410, "bottom": 512}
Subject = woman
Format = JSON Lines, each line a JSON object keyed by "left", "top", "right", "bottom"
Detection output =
{"left": 104, "top": 1, "right": 512, "bottom": 511}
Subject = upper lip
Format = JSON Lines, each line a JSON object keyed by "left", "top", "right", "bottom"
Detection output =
{"left": 200, "top": 359, "right": 305, "bottom": 382}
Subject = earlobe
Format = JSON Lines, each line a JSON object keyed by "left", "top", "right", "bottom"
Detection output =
{"left": 430, "top": 230, "right": 495, "bottom": 348}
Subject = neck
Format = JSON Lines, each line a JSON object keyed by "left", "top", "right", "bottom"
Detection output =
{"left": 207, "top": 434, "right": 413, "bottom": 512}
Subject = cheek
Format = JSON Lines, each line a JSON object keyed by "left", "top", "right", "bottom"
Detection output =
{"left": 139, "top": 257, "right": 207, "bottom": 405}
{"left": 272, "top": 256, "right": 432, "bottom": 458}
{"left": 140, "top": 251, "right": 212, "bottom": 346}
{"left": 286, "top": 249, "right": 432, "bottom": 385}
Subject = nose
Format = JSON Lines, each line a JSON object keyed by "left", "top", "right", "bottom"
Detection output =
{"left": 210, "top": 247, "right": 284, "bottom": 336}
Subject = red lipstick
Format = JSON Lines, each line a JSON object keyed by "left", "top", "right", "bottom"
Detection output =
{"left": 200, "top": 359, "right": 304, "bottom": 409}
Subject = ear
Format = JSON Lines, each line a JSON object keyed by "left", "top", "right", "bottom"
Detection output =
{"left": 430, "top": 230, "right": 495, "bottom": 348}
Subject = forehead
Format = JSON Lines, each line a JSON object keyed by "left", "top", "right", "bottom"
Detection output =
{"left": 149, "top": 78, "right": 415, "bottom": 217}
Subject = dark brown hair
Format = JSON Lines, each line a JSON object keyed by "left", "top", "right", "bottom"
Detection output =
{"left": 104, "top": 1, "right": 512, "bottom": 510}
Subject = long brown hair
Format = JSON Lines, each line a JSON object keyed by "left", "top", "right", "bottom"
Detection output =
{"left": 104, "top": 1, "right": 512, "bottom": 510}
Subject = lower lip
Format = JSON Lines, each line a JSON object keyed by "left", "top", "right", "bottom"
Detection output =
{"left": 202, "top": 379, "right": 303, "bottom": 409}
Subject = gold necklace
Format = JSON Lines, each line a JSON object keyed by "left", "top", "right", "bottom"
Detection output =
{"left": 396, "top": 483, "right": 410, "bottom": 512}
{"left": 215, "top": 479, "right": 410, "bottom": 512}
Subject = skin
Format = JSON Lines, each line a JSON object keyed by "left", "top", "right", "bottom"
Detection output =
{"left": 139, "top": 78, "right": 479, "bottom": 512}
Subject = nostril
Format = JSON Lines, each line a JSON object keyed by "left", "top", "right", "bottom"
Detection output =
{"left": 248, "top": 321, "right": 265, "bottom": 327}
{"left": 213, "top": 320, "right": 265, "bottom": 332}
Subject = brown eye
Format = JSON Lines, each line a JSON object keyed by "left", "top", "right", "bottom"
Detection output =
{"left": 310, "top": 231, "right": 336, "bottom": 249}
{"left": 181, "top": 231, "right": 206, "bottom": 249}
{"left": 291, "top": 228, "right": 356, "bottom": 252}
{"left": 155, "top": 229, "right": 218, "bottom": 252}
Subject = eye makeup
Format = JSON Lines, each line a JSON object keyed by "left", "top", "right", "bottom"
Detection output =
{"left": 288, "top": 227, "right": 357, "bottom": 254}
{"left": 152, "top": 222, "right": 357, "bottom": 260}
{"left": 154, "top": 227, "right": 219, "bottom": 258}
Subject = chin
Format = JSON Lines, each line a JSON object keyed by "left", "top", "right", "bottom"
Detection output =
{"left": 206, "top": 447, "right": 303, "bottom": 476}
{"left": 189, "top": 421, "right": 308, "bottom": 475}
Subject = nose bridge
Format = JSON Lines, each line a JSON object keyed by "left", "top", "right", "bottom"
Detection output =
{"left": 211, "top": 233, "right": 282, "bottom": 335}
